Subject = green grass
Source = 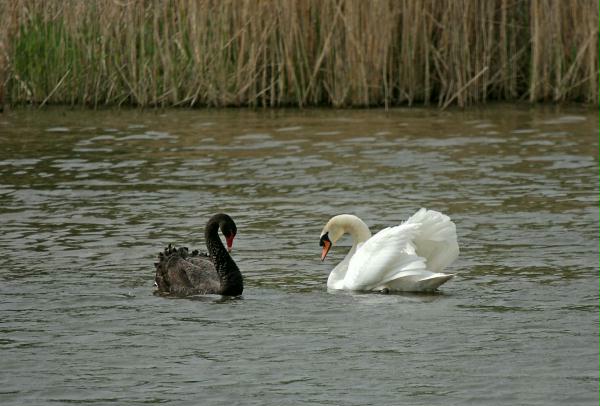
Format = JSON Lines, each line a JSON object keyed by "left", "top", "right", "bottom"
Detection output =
{"left": 1, "top": 0, "right": 598, "bottom": 108}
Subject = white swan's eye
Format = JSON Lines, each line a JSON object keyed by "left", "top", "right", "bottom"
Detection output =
{"left": 319, "top": 232, "right": 330, "bottom": 247}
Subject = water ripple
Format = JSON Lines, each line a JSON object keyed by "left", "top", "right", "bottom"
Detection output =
{"left": 0, "top": 106, "right": 597, "bottom": 406}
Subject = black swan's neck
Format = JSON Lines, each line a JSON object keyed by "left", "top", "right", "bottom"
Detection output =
{"left": 205, "top": 215, "right": 243, "bottom": 296}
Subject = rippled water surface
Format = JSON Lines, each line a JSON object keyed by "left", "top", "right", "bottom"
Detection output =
{"left": 1, "top": 105, "right": 598, "bottom": 405}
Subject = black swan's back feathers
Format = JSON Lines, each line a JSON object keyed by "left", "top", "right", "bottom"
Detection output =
{"left": 155, "top": 244, "right": 221, "bottom": 295}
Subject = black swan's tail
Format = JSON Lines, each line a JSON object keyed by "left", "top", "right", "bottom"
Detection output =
{"left": 154, "top": 244, "right": 208, "bottom": 293}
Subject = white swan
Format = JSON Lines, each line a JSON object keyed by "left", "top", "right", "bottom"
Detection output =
{"left": 319, "top": 208, "right": 459, "bottom": 292}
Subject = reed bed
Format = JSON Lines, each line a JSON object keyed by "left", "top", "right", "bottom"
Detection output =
{"left": 0, "top": 0, "right": 597, "bottom": 108}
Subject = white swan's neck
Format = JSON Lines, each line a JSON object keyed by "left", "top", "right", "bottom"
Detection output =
{"left": 327, "top": 244, "right": 357, "bottom": 289}
{"left": 325, "top": 215, "right": 372, "bottom": 289}
{"left": 331, "top": 214, "right": 372, "bottom": 245}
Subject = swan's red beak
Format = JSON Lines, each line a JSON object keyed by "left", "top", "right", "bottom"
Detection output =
{"left": 226, "top": 234, "right": 235, "bottom": 253}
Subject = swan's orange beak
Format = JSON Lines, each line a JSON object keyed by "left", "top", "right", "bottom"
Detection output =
{"left": 321, "top": 240, "right": 331, "bottom": 261}
{"left": 226, "top": 235, "right": 235, "bottom": 253}
{"left": 319, "top": 233, "right": 332, "bottom": 261}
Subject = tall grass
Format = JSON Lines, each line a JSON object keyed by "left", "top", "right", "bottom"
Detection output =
{"left": 1, "top": 0, "right": 598, "bottom": 108}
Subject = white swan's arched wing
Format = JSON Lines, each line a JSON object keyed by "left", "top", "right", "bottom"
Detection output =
{"left": 405, "top": 208, "right": 459, "bottom": 273}
{"left": 343, "top": 223, "right": 428, "bottom": 290}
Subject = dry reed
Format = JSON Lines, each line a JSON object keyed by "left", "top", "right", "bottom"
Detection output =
{"left": 0, "top": 0, "right": 598, "bottom": 108}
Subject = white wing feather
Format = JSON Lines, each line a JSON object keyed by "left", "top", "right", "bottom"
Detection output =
{"left": 344, "top": 223, "right": 425, "bottom": 290}
{"left": 405, "top": 208, "right": 459, "bottom": 273}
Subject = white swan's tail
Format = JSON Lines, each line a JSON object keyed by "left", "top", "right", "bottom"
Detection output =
{"left": 405, "top": 208, "right": 459, "bottom": 273}
{"left": 383, "top": 271, "right": 454, "bottom": 292}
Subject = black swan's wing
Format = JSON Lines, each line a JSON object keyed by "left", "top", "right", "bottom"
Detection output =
{"left": 154, "top": 245, "right": 220, "bottom": 295}
{"left": 186, "top": 250, "right": 211, "bottom": 267}
{"left": 184, "top": 256, "right": 220, "bottom": 291}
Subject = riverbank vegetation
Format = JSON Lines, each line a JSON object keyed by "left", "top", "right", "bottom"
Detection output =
{"left": 0, "top": 0, "right": 598, "bottom": 108}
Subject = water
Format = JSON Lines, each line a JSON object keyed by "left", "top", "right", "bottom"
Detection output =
{"left": 0, "top": 105, "right": 598, "bottom": 405}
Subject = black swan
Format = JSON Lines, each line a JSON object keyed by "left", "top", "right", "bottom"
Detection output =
{"left": 154, "top": 213, "right": 243, "bottom": 296}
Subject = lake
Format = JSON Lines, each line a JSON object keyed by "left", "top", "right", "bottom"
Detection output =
{"left": 0, "top": 105, "right": 598, "bottom": 405}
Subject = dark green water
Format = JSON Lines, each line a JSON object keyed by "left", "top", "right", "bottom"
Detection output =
{"left": 0, "top": 105, "right": 598, "bottom": 405}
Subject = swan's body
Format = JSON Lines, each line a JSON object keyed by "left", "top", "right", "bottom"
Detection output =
{"left": 154, "top": 213, "right": 243, "bottom": 296}
{"left": 319, "top": 209, "right": 459, "bottom": 292}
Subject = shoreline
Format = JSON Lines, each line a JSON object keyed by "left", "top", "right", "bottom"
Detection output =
{"left": 1, "top": 1, "right": 598, "bottom": 108}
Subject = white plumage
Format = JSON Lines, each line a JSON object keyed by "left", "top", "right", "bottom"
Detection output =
{"left": 319, "top": 208, "right": 459, "bottom": 292}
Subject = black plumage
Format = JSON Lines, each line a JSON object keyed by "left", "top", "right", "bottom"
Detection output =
{"left": 154, "top": 213, "right": 243, "bottom": 296}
